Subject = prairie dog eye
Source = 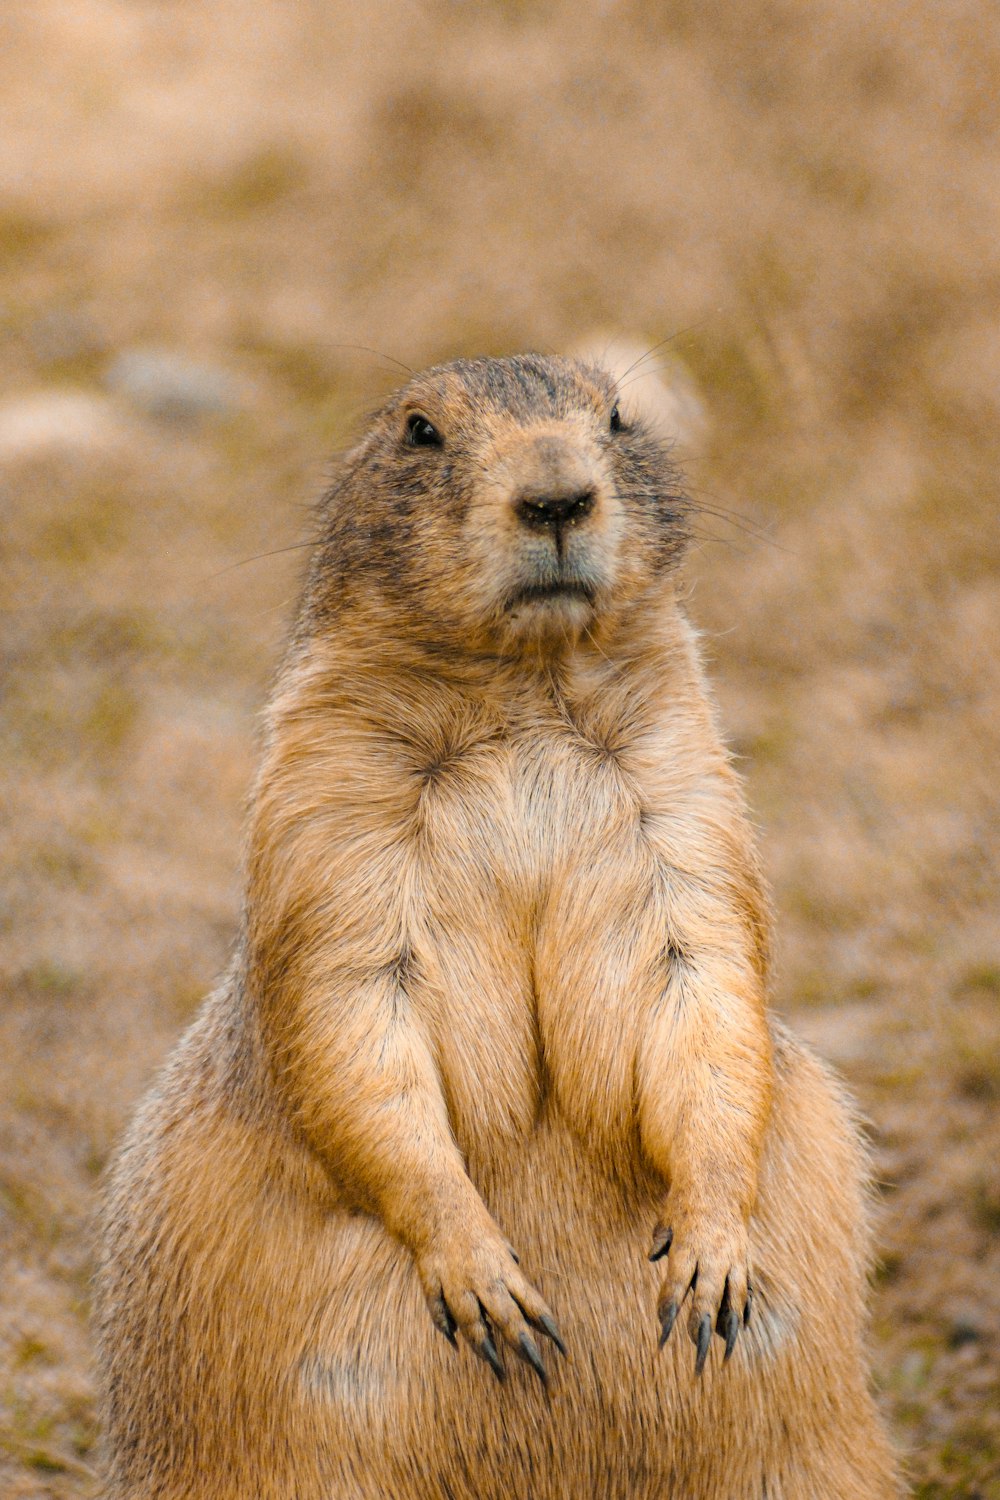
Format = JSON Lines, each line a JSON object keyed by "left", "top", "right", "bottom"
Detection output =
{"left": 609, "top": 403, "right": 621, "bottom": 433}
{"left": 406, "top": 413, "right": 442, "bottom": 447}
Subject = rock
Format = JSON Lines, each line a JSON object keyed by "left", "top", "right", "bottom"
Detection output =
{"left": 105, "top": 348, "right": 242, "bottom": 423}
{"left": 0, "top": 390, "right": 127, "bottom": 460}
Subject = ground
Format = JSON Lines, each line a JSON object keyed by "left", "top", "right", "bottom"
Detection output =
{"left": 1, "top": 2, "right": 998, "bottom": 1495}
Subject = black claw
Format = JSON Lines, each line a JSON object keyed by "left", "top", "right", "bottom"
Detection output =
{"left": 507, "top": 1244, "right": 520, "bottom": 1265}
{"left": 649, "top": 1226, "right": 674, "bottom": 1263}
{"left": 723, "top": 1307, "right": 740, "bottom": 1362}
{"left": 744, "top": 1282, "right": 754, "bottom": 1326}
{"left": 518, "top": 1332, "right": 548, "bottom": 1386}
{"left": 694, "top": 1313, "right": 712, "bottom": 1375}
{"left": 538, "top": 1314, "right": 568, "bottom": 1357}
{"left": 511, "top": 1292, "right": 567, "bottom": 1358}
{"left": 658, "top": 1300, "right": 679, "bottom": 1349}
{"left": 716, "top": 1279, "right": 731, "bottom": 1337}
{"left": 430, "top": 1294, "right": 458, "bottom": 1348}
{"left": 477, "top": 1334, "right": 506, "bottom": 1382}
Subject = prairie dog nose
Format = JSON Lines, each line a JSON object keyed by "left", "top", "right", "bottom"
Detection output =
{"left": 515, "top": 487, "right": 595, "bottom": 530}
{"left": 507, "top": 433, "right": 600, "bottom": 533}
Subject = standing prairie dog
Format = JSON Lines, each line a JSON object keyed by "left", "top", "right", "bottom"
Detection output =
{"left": 96, "top": 354, "right": 903, "bottom": 1499}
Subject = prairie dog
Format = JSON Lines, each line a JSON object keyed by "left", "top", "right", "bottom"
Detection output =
{"left": 97, "top": 355, "right": 903, "bottom": 1499}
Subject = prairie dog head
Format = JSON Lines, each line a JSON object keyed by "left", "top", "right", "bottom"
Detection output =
{"left": 310, "top": 354, "right": 690, "bottom": 654}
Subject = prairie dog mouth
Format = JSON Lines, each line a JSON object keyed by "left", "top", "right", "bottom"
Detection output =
{"left": 505, "top": 580, "right": 596, "bottom": 610}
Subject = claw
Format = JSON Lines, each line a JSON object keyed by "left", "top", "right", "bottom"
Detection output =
{"left": 694, "top": 1312, "right": 712, "bottom": 1375}
{"left": 744, "top": 1282, "right": 754, "bottom": 1326}
{"left": 429, "top": 1292, "right": 458, "bottom": 1348}
{"left": 538, "top": 1314, "right": 567, "bottom": 1357}
{"left": 715, "top": 1277, "right": 738, "bottom": 1356}
{"left": 510, "top": 1291, "right": 567, "bottom": 1358}
{"left": 506, "top": 1244, "right": 520, "bottom": 1265}
{"left": 658, "top": 1299, "right": 679, "bottom": 1349}
{"left": 649, "top": 1226, "right": 673, "bottom": 1263}
{"left": 476, "top": 1333, "right": 506, "bottom": 1382}
{"left": 517, "top": 1332, "right": 548, "bottom": 1386}
{"left": 723, "top": 1307, "right": 740, "bottom": 1361}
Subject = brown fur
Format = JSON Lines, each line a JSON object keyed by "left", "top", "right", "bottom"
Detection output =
{"left": 96, "top": 355, "right": 903, "bottom": 1498}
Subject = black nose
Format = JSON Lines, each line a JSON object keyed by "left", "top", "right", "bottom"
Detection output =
{"left": 515, "top": 488, "right": 595, "bottom": 531}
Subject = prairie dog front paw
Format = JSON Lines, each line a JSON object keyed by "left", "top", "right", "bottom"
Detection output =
{"left": 649, "top": 1203, "right": 751, "bottom": 1374}
{"left": 417, "top": 1219, "right": 566, "bottom": 1384}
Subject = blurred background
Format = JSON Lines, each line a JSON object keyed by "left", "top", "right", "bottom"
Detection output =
{"left": 1, "top": 1, "right": 998, "bottom": 1494}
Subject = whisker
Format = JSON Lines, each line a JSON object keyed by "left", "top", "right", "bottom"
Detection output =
{"left": 584, "top": 624, "right": 626, "bottom": 682}
{"left": 616, "top": 362, "right": 671, "bottom": 393}
{"left": 683, "top": 524, "right": 756, "bottom": 557}
{"left": 685, "top": 490, "right": 794, "bottom": 555}
{"left": 311, "top": 342, "right": 414, "bottom": 376}
{"left": 615, "top": 319, "right": 715, "bottom": 385}
{"left": 688, "top": 498, "right": 776, "bottom": 540}
{"left": 206, "top": 539, "right": 322, "bottom": 579}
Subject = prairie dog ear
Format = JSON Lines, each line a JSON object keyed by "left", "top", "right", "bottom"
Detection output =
{"left": 572, "top": 333, "right": 708, "bottom": 449}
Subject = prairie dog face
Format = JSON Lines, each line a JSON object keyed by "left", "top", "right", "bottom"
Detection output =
{"left": 314, "top": 355, "right": 689, "bottom": 653}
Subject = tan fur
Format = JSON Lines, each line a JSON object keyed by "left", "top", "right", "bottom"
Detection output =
{"left": 96, "top": 355, "right": 903, "bottom": 1498}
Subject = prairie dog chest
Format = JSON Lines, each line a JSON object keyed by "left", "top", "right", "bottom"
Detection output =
{"left": 414, "top": 693, "right": 665, "bottom": 1160}
{"left": 417, "top": 697, "right": 648, "bottom": 930}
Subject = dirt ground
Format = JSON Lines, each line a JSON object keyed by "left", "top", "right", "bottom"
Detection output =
{"left": 1, "top": 1, "right": 998, "bottom": 1494}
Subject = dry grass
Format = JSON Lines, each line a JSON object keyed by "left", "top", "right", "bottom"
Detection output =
{"left": 1, "top": 2, "right": 998, "bottom": 1494}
